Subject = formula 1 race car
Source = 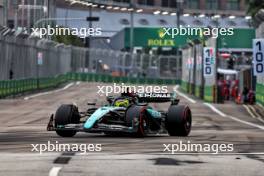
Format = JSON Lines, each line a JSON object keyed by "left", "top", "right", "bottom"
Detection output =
{"left": 47, "top": 92, "right": 192, "bottom": 137}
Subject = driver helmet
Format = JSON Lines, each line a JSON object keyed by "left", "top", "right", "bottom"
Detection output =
{"left": 114, "top": 99, "right": 129, "bottom": 107}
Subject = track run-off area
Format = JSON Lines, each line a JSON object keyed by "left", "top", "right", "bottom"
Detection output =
{"left": 0, "top": 82, "right": 264, "bottom": 176}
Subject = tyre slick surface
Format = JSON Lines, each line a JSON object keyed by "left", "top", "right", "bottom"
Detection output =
{"left": 55, "top": 104, "right": 80, "bottom": 137}
{"left": 166, "top": 105, "right": 192, "bottom": 136}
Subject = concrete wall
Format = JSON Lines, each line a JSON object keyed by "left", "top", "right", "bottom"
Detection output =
{"left": 0, "top": 0, "right": 3, "bottom": 26}
{"left": 181, "top": 46, "right": 193, "bottom": 93}
{"left": 256, "top": 23, "right": 264, "bottom": 105}
{"left": 181, "top": 37, "right": 217, "bottom": 102}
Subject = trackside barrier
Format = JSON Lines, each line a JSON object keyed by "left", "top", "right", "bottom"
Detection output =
{"left": 256, "top": 83, "right": 264, "bottom": 106}
{"left": 67, "top": 73, "right": 180, "bottom": 85}
{"left": 204, "top": 86, "right": 214, "bottom": 102}
{"left": 0, "top": 75, "right": 68, "bottom": 99}
{"left": 0, "top": 73, "right": 180, "bottom": 99}
{"left": 180, "top": 80, "right": 213, "bottom": 102}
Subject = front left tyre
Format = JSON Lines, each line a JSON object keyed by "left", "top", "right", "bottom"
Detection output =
{"left": 55, "top": 104, "right": 80, "bottom": 137}
{"left": 125, "top": 105, "right": 147, "bottom": 137}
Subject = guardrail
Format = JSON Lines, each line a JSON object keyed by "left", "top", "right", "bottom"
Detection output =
{"left": 0, "top": 75, "right": 68, "bottom": 98}
{"left": 68, "top": 73, "right": 180, "bottom": 85}
{"left": 0, "top": 73, "right": 180, "bottom": 99}
{"left": 180, "top": 80, "right": 213, "bottom": 102}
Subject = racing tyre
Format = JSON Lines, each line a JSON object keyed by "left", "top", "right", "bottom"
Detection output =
{"left": 55, "top": 104, "right": 80, "bottom": 137}
{"left": 166, "top": 105, "right": 192, "bottom": 136}
{"left": 125, "top": 105, "right": 147, "bottom": 137}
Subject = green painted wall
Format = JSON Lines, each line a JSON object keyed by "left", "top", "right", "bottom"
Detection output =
{"left": 256, "top": 83, "right": 264, "bottom": 106}
{"left": 195, "top": 85, "right": 201, "bottom": 98}
{"left": 204, "top": 86, "right": 214, "bottom": 102}
{"left": 181, "top": 81, "right": 188, "bottom": 92}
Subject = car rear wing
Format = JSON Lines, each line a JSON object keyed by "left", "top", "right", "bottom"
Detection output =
{"left": 137, "top": 92, "right": 179, "bottom": 104}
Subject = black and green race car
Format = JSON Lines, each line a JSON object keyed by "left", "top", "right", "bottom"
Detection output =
{"left": 47, "top": 92, "right": 192, "bottom": 137}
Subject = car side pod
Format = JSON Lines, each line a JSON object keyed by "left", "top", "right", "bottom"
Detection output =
{"left": 83, "top": 107, "right": 125, "bottom": 130}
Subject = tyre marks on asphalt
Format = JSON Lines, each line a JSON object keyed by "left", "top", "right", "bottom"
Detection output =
{"left": 54, "top": 152, "right": 75, "bottom": 164}
{"left": 243, "top": 105, "right": 264, "bottom": 123}
{"left": 204, "top": 103, "right": 264, "bottom": 130}
{"left": 0, "top": 82, "right": 98, "bottom": 129}
{"left": 50, "top": 152, "right": 76, "bottom": 176}
{"left": 150, "top": 157, "right": 204, "bottom": 165}
{"left": 173, "top": 84, "right": 264, "bottom": 131}
{"left": 53, "top": 157, "right": 71, "bottom": 164}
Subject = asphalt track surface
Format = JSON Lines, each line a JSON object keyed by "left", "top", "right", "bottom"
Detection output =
{"left": 0, "top": 82, "right": 264, "bottom": 176}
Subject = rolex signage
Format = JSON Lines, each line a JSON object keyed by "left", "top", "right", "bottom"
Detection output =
{"left": 147, "top": 28, "right": 175, "bottom": 47}
{"left": 147, "top": 39, "right": 175, "bottom": 47}
{"left": 123, "top": 28, "right": 255, "bottom": 49}
{"left": 124, "top": 28, "right": 190, "bottom": 48}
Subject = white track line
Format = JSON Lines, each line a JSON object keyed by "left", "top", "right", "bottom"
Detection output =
{"left": 174, "top": 85, "right": 196, "bottom": 104}
{"left": 175, "top": 87, "right": 264, "bottom": 130}
{"left": 24, "top": 83, "right": 74, "bottom": 100}
{"left": 228, "top": 115, "right": 264, "bottom": 130}
{"left": 204, "top": 103, "right": 264, "bottom": 130}
{"left": 49, "top": 167, "right": 62, "bottom": 176}
{"left": 203, "top": 103, "right": 227, "bottom": 117}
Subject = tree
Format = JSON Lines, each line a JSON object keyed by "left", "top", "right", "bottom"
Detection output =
{"left": 52, "top": 26, "right": 84, "bottom": 47}
{"left": 246, "top": 0, "right": 264, "bottom": 17}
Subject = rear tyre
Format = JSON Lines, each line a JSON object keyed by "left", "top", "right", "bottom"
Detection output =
{"left": 166, "top": 105, "right": 192, "bottom": 136}
{"left": 55, "top": 104, "right": 80, "bottom": 137}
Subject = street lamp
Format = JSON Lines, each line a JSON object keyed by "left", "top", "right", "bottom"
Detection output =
{"left": 3, "top": 0, "right": 8, "bottom": 27}
{"left": 176, "top": 0, "right": 184, "bottom": 27}
{"left": 176, "top": 0, "right": 184, "bottom": 84}
{"left": 214, "top": 14, "right": 221, "bottom": 103}
{"left": 129, "top": 0, "right": 135, "bottom": 75}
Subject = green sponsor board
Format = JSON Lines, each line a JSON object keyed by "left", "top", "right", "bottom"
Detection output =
{"left": 217, "top": 28, "right": 255, "bottom": 49}
{"left": 124, "top": 28, "right": 201, "bottom": 48}
{"left": 124, "top": 28, "right": 255, "bottom": 49}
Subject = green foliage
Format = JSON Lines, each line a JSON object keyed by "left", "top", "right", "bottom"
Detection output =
{"left": 246, "top": 0, "right": 264, "bottom": 16}
{"left": 52, "top": 27, "right": 84, "bottom": 47}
